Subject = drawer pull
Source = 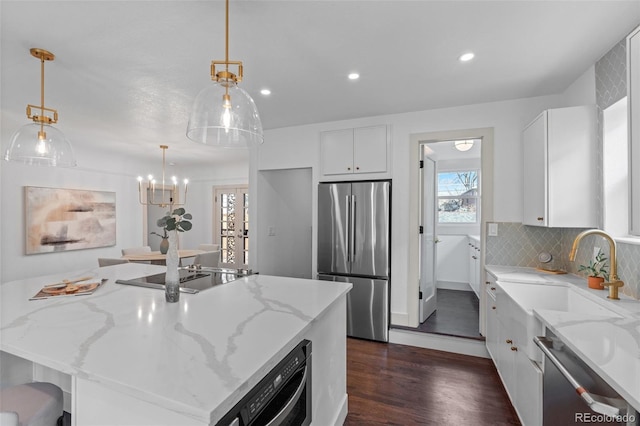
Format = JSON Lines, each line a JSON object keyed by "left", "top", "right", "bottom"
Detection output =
{"left": 511, "top": 346, "right": 518, "bottom": 351}
{"left": 492, "top": 306, "right": 496, "bottom": 310}
{"left": 505, "top": 339, "right": 513, "bottom": 344}
{"left": 537, "top": 217, "right": 544, "bottom": 221}
{"left": 491, "top": 287, "right": 496, "bottom": 291}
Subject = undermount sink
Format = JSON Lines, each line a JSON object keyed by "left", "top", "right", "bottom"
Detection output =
{"left": 495, "top": 281, "right": 622, "bottom": 362}
{"left": 499, "top": 281, "right": 621, "bottom": 317}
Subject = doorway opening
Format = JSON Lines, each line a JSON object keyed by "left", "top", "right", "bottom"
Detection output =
{"left": 418, "top": 139, "right": 482, "bottom": 340}
{"left": 398, "top": 127, "right": 493, "bottom": 344}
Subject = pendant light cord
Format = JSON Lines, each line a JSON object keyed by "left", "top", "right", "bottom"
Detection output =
{"left": 224, "top": 0, "right": 230, "bottom": 99}
{"left": 39, "top": 54, "right": 45, "bottom": 135}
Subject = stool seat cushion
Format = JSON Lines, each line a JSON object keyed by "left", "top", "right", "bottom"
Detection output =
{"left": 0, "top": 382, "right": 63, "bottom": 426}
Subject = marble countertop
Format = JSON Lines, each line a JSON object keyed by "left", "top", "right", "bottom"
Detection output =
{"left": 1, "top": 263, "right": 352, "bottom": 423}
{"left": 486, "top": 265, "right": 640, "bottom": 411}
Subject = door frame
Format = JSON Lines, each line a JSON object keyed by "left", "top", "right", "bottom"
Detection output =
{"left": 408, "top": 128, "right": 494, "bottom": 333}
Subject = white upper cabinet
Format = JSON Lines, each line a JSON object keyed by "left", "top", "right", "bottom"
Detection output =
{"left": 320, "top": 125, "right": 388, "bottom": 176}
{"left": 522, "top": 105, "right": 597, "bottom": 227}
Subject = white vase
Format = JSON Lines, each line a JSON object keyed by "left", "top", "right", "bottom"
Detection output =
{"left": 165, "top": 230, "right": 180, "bottom": 302}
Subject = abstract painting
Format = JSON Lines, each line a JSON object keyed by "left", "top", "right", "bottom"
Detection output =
{"left": 25, "top": 186, "right": 116, "bottom": 254}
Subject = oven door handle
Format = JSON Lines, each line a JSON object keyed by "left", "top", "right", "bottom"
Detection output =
{"left": 265, "top": 365, "right": 308, "bottom": 426}
{"left": 534, "top": 336, "right": 623, "bottom": 418}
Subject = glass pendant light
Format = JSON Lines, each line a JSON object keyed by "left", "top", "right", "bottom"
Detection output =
{"left": 186, "top": 0, "right": 263, "bottom": 147}
{"left": 4, "top": 48, "right": 76, "bottom": 167}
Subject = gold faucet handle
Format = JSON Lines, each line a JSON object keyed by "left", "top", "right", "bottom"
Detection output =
{"left": 602, "top": 280, "right": 624, "bottom": 300}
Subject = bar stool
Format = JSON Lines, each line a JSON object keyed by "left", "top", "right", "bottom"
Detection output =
{"left": 0, "top": 382, "right": 63, "bottom": 426}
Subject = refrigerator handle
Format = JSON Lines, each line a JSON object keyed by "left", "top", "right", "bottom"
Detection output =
{"left": 346, "top": 195, "right": 352, "bottom": 263}
{"left": 350, "top": 195, "right": 356, "bottom": 262}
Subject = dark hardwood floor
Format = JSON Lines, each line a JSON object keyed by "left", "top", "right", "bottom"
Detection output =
{"left": 344, "top": 338, "right": 520, "bottom": 425}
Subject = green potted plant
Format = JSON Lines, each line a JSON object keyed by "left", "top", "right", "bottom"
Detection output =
{"left": 578, "top": 248, "right": 609, "bottom": 290}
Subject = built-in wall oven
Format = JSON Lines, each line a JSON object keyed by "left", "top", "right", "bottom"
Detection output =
{"left": 535, "top": 333, "right": 639, "bottom": 426}
{"left": 216, "top": 340, "right": 312, "bottom": 426}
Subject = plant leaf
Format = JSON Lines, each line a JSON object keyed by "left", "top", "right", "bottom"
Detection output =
{"left": 183, "top": 213, "right": 192, "bottom": 220}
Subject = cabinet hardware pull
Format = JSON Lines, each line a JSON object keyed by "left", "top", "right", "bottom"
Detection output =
{"left": 492, "top": 306, "right": 496, "bottom": 310}
{"left": 491, "top": 287, "right": 495, "bottom": 290}
{"left": 347, "top": 167, "right": 351, "bottom": 170}
{"left": 505, "top": 339, "right": 513, "bottom": 344}
{"left": 485, "top": 281, "right": 490, "bottom": 285}
{"left": 537, "top": 217, "right": 544, "bottom": 221}
{"left": 511, "top": 347, "right": 518, "bottom": 351}
{"left": 356, "top": 166, "right": 360, "bottom": 170}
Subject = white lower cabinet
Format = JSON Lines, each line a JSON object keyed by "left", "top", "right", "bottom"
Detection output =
{"left": 485, "top": 273, "right": 542, "bottom": 426}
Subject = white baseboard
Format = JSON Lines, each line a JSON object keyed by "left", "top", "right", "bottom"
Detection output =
{"left": 389, "top": 328, "right": 489, "bottom": 359}
{"left": 437, "top": 280, "right": 472, "bottom": 291}
{"left": 391, "top": 311, "right": 409, "bottom": 327}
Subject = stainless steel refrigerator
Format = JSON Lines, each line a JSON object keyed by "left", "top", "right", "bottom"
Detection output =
{"left": 317, "top": 180, "right": 390, "bottom": 342}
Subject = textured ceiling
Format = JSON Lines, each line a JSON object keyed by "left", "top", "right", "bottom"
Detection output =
{"left": 2, "top": 1, "right": 640, "bottom": 169}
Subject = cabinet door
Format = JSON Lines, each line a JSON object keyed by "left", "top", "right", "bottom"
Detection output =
{"left": 496, "top": 319, "right": 517, "bottom": 402}
{"left": 523, "top": 113, "right": 547, "bottom": 226}
{"left": 515, "top": 352, "right": 543, "bottom": 426}
{"left": 485, "top": 286, "right": 498, "bottom": 361}
{"left": 320, "top": 129, "right": 354, "bottom": 175}
{"left": 353, "top": 125, "right": 387, "bottom": 174}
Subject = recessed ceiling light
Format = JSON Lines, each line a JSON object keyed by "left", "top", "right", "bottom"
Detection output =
{"left": 348, "top": 73, "right": 360, "bottom": 80}
{"left": 260, "top": 89, "right": 271, "bottom": 95}
{"left": 459, "top": 52, "right": 475, "bottom": 62}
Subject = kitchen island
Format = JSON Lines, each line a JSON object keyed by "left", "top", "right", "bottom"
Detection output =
{"left": 1, "top": 263, "right": 352, "bottom": 425}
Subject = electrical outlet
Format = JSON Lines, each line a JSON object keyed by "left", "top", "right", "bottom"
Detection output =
{"left": 593, "top": 247, "right": 600, "bottom": 260}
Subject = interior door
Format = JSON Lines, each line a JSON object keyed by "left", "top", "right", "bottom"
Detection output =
{"left": 420, "top": 155, "right": 437, "bottom": 323}
{"left": 214, "top": 186, "right": 249, "bottom": 269}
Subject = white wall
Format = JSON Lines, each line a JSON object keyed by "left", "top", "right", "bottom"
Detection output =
{"left": 257, "top": 168, "right": 312, "bottom": 278}
{"left": 1, "top": 148, "right": 145, "bottom": 282}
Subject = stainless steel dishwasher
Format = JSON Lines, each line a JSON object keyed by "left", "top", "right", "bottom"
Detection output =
{"left": 535, "top": 332, "right": 639, "bottom": 426}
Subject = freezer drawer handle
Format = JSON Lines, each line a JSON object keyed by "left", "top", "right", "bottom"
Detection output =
{"left": 534, "top": 336, "right": 625, "bottom": 418}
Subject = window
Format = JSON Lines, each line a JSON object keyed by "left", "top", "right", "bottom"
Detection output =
{"left": 437, "top": 170, "right": 479, "bottom": 223}
{"left": 603, "top": 97, "right": 629, "bottom": 237}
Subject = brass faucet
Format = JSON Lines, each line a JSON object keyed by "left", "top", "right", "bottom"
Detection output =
{"left": 569, "top": 229, "right": 624, "bottom": 300}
